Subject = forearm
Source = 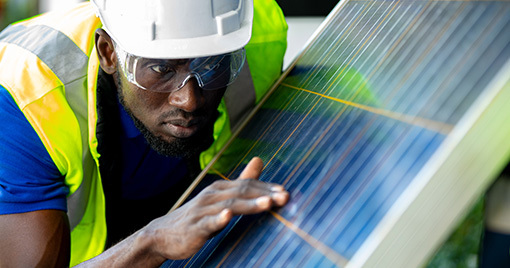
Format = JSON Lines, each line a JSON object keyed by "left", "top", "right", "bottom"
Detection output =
{"left": 75, "top": 227, "right": 165, "bottom": 268}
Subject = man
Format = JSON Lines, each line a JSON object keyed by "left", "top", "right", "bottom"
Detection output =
{"left": 0, "top": 0, "right": 289, "bottom": 266}
{"left": 480, "top": 169, "right": 510, "bottom": 267}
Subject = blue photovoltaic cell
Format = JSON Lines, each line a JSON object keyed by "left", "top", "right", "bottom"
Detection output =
{"left": 162, "top": 0, "right": 510, "bottom": 267}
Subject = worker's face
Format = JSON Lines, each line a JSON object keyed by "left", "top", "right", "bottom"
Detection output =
{"left": 95, "top": 30, "right": 227, "bottom": 158}
{"left": 114, "top": 62, "right": 225, "bottom": 158}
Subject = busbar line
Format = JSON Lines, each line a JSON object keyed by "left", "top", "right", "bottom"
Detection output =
{"left": 281, "top": 83, "right": 453, "bottom": 134}
{"left": 183, "top": 256, "right": 193, "bottom": 267}
{"left": 211, "top": 167, "right": 231, "bottom": 181}
{"left": 319, "top": 0, "right": 434, "bottom": 134}
{"left": 269, "top": 211, "right": 349, "bottom": 267}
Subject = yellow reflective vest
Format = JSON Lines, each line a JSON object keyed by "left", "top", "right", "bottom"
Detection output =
{"left": 0, "top": 1, "right": 286, "bottom": 265}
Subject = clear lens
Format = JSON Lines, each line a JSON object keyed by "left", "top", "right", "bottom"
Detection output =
{"left": 116, "top": 46, "right": 245, "bottom": 92}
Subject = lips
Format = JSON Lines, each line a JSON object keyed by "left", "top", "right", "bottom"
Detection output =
{"left": 162, "top": 118, "right": 202, "bottom": 138}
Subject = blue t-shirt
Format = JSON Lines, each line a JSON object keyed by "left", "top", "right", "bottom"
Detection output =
{"left": 0, "top": 86, "right": 66, "bottom": 213}
{"left": 0, "top": 84, "right": 187, "bottom": 214}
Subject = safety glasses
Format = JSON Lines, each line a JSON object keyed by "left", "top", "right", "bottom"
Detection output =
{"left": 115, "top": 45, "right": 246, "bottom": 92}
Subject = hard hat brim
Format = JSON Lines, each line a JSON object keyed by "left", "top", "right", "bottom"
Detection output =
{"left": 112, "top": 25, "right": 252, "bottom": 59}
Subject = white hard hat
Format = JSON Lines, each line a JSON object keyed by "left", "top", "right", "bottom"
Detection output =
{"left": 91, "top": 0, "right": 253, "bottom": 59}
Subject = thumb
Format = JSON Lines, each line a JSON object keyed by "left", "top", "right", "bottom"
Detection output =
{"left": 238, "top": 157, "right": 264, "bottom": 180}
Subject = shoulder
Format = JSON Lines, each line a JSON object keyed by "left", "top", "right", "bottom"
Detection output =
{"left": 0, "top": 85, "right": 66, "bottom": 215}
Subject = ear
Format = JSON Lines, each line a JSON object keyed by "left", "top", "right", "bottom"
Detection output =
{"left": 95, "top": 29, "right": 117, "bottom": 74}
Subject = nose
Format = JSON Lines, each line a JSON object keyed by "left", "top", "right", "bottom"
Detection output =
{"left": 167, "top": 77, "right": 205, "bottom": 112}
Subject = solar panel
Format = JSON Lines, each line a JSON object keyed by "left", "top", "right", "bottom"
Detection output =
{"left": 162, "top": 0, "right": 510, "bottom": 267}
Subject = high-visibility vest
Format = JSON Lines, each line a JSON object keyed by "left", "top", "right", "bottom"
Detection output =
{"left": 0, "top": 1, "right": 287, "bottom": 265}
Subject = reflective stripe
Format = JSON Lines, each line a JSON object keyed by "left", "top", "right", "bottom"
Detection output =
{"left": 64, "top": 76, "right": 93, "bottom": 231}
{"left": 0, "top": 24, "right": 89, "bottom": 85}
{"left": 0, "top": 23, "right": 92, "bottom": 230}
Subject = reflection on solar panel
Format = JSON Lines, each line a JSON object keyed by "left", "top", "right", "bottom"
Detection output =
{"left": 163, "top": 0, "right": 510, "bottom": 267}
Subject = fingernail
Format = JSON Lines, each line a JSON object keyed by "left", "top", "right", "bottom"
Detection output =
{"left": 256, "top": 196, "right": 271, "bottom": 207}
{"left": 272, "top": 192, "right": 289, "bottom": 204}
{"left": 271, "top": 185, "right": 285, "bottom": 192}
{"left": 218, "top": 209, "right": 230, "bottom": 222}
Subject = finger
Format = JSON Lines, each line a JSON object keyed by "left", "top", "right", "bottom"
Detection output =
{"left": 197, "top": 195, "right": 284, "bottom": 239}
{"left": 193, "top": 208, "right": 233, "bottom": 240}
{"left": 238, "top": 157, "right": 264, "bottom": 180}
{"left": 218, "top": 208, "right": 232, "bottom": 226}
{"left": 221, "top": 182, "right": 289, "bottom": 207}
{"left": 199, "top": 180, "right": 289, "bottom": 206}
{"left": 209, "top": 196, "right": 274, "bottom": 215}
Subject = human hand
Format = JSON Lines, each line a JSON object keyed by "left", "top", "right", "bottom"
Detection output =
{"left": 145, "top": 157, "right": 289, "bottom": 261}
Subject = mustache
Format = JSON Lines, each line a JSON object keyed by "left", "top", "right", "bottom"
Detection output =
{"left": 158, "top": 108, "right": 209, "bottom": 121}
{"left": 158, "top": 107, "right": 219, "bottom": 127}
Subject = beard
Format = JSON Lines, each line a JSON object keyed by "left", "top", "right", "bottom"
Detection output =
{"left": 115, "top": 72, "right": 218, "bottom": 159}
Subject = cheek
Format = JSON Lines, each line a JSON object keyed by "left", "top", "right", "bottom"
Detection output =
{"left": 120, "top": 81, "right": 167, "bottom": 123}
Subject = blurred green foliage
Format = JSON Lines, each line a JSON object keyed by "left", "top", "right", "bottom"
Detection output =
{"left": 0, "top": 0, "right": 38, "bottom": 30}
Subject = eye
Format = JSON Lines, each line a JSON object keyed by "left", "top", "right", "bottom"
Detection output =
{"left": 150, "top": 64, "right": 174, "bottom": 74}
